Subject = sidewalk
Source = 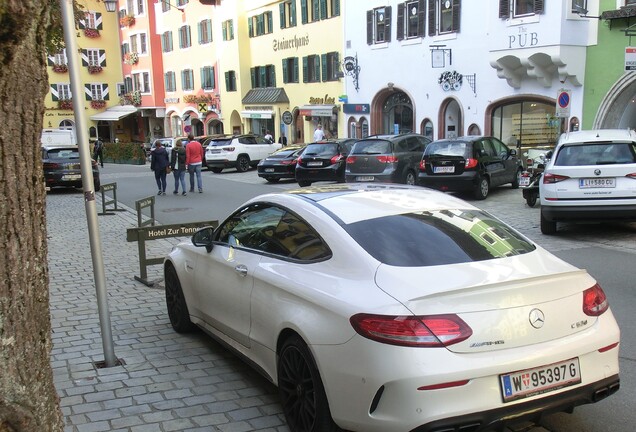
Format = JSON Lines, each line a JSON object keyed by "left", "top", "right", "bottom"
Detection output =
{"left": 47, "top": 191, "right": 288, "bottom": 432}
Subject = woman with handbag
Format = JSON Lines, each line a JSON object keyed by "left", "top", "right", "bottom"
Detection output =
{"left": 150, "top": 141, "right": 169, "bottom": 195}
{"left": 170, "top": 140, "right": 187, "bottom": 195}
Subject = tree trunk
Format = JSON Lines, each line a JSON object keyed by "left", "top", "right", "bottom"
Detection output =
{"left": 0, "top": 1, "right": 64, "bottom": 430}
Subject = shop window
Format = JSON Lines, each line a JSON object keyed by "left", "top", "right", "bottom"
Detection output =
{"left": 348, "top": 117, "right": 357, "bottom": 138}
{"left": 366, "top": 7, "right": 392, "bottom": 44}
{"left": 360, "top": 117, "right": 369, "bottom": 138}
{"left": 383, "top": 92, "right": 413, "bottom": 134}
{"left": 429, "top": 0, "right": 460, "bottom": 36}
{"left": 569, "top": 117, "right": 580, "bottom": 132}
{"left": 468, "top": 123, "right": 481, "bottom": 135}
{"left": 397, "top": 0, "right": 425, "bottom": 40}
{"left": 491, "top": 100, "right": 559, "bottom": 149}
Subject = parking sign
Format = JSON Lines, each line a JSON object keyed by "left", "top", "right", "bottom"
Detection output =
{"left": 626, "top": 47, "right": 636, "bottom": 71}
{"left": 555, "top": 89, "right": 571, "bottom": 118}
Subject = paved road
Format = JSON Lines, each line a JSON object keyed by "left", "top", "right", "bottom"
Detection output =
{"left": 47, "top": 163, "right": 636, "bottom": 432}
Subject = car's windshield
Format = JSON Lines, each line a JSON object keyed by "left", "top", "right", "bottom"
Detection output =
{"left": 351, "top": 140, "right": 391, "bottom": 155}
{"left": 425, "top": 141, "right": 470, "bottom": 158}
{"left": 554, "top": 142, "right": 636, "bottom": 166}
{"left": 344, "top": 209, "right": 535, "bottom": 267}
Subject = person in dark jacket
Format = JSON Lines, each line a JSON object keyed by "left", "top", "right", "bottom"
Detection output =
{"left": 150, "top": 141, "right": 170, "bottom": 195}
{"left": 170, "top": 140, "right": 187, "bottom": 195}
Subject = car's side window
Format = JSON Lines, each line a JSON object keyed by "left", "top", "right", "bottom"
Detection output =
{"left": 395, "top": 139, "right": 409, "bottom": 153}
{"left": 217, "top": 204, "right": 285, "bottom": 252}
{"left": 490, "top": 138, "right": 511, "bottom": 159}
{"left": 480, "top": 139, "right": 497, "bottom": 157}
{"left": 268, "top": 211, "right": 331, "bottom": 261}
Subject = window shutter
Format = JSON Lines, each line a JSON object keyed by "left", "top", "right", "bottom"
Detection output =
{"left": 397, "top": 3, "right": 405, "bottom": 41}
{"left": 198, "top": 21, "right": 202, "bottom": 44}
{"left": 301, "top": 0, "right": 308, "bottom": 23}
{"left": 51, "top": 84, "right": 59, "bottom": 101}
{"left": 321, "top": 54, "right": 327, "bottom": 82}
{"left": 85, "top": 84, "right": 91, "bottom": 101}
{"left": 187, "top": 26, "right": 191, "bottom": 46}
{"left": 499, "top": 0, "right": 510, "bottom": 18}
{"left": 320, "top": 0, "right": 327, "bottom": 19}
{"left": 533, "top": 0, "right": 544, "bottom": 14}
{"left": 314, "top": 56, "right": 320, "bottom": 82}
{"left": 366, "top": 10, "right": 373, "bottom": 45}
{"left": 452, "top": 0, "right": 460, "bottom": 32}
{"left": 47, "top": 56, "right": 54, "bottom": 66}
{"left": 385, "top": 6, "right": 392, "bottom": 42}
{"left": 313, "top": 0, "right": 320, "bottom": 21}
{"left": 200, "top": 67, "right": 205, "bottom": 88}
{"left": 208, "top": 20, "right": 212, "bottom": 41}
{"left": 291, "top": 0, "right": 297, "bottom": 25}
{"left": 251, "top": 68, "right": 256, "bottom": 88}
{"left": 428, "top": 0, "right": 436, "bottom": 36}
{"left": 169, "top": 32, "right": 173, "bottom": 51}
{"left": 248, "top": 18, "right": 253, "bottom": 37}
{"left": 259, "top": 67, "right": 266, "bottom": 87}
{"left": 267, "top": 11, "right": 273, "bottom": 32}
{"left": 270, "top": 65, "right": 276, "bottom": 87}
{"left": 302, "top": 56, "right": 308, "bottom": 83}
{"left": 418, "top": 0, "right": 426, "bottom": 37}
{"left": 282, "top": 59, "right": 288, "bottom": 83}
{"left": 179, "top": 29, "right": 183, "bottom": 48}
{"left": 211, "top": 67, "right": 215, "bottom": 88}
{"left": 181, "top": 70, "right": 186, "bottom": 90}
{"left": 165, "top": 73, "right": 170, "bottom": 90}
{"left": 230, "top": 21, "right": 234, "bottom": 39}
{"left": 81, "top": 50, "right": 88, "bottom": 67}
{"left": 293, "top": 57, "right": 299, "bottom": 82}
{"left": 161, "top": 34, "right": 166, "bottom": 51}
{"left": 225, "top": 71, "right": 230, "bottom": 91}
{"left": 334, "top": 0, "right": 340, "bottom": 16}
{"left": 96, "top": 13, "right": 103, "bottom": 30}
{"left": 103, "top": 84, "right": 109, "bottom": 100}
{"left": 78, "top": 18, "right": 86, "bottom": 29}
{"left": 280, "top": 3, "right": 286, "bottom": 28}
{"left": 100, "top": 49, "right": 106, "bottom": 67}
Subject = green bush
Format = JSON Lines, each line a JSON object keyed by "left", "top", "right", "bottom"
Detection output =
{"left": 103, "top": 142, "right": 146, "bottom": 165}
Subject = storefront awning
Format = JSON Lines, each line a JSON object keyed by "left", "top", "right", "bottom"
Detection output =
{"left": 90, "top": 105, "right": 138, "bottom": 121}
{"left": 299, "top": 105, "right": 336, "bottom": 117}
{"left": 242, "top": 88, "right": 289, "bottom": 104}
{"left": 241, "top": 110, "right": 274, "bottom": 119}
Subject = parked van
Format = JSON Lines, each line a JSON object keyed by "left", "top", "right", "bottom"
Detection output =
{"left": 41, "top": 129, "right": 76, "bottom": 147}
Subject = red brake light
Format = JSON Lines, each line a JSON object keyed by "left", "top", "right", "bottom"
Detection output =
{"left": 350, "top": 314, "right": 472, "bottom": 347}
{"left": 377, "top": 155, "right": 398, "bottom": 163}
{"left": 465, "top": 158, "right": 478, "bottom": 169}
{"left": 543, "top": 173, "right": 570, "bottom": 184}
{"left": 583, "top": 284, "right": 609, "bottom": 316}
{"left": 526, "top": 158, "right": 534, "bottom": 166}
{"left": 627, "top": 173, "right": 636, "bottom": 179}
{"left": 297, "top": 156, "right": 304, "bottom": 164}
{"left": 330, "top": 155, "right": 343, "bottom": 164}
{"left": 223, "top": 146, "right": 235, "bottom": 152}
{"left": 346, "top": 156, "right": 357, "bottom": 164}
{"left": 419, "top": 159, "right": 427, "bottom": 170}
{"left": 43, "top": 162, "right": 60, "bottom": 169}
{"left": 281, "top": 159, "right": 297, "bottom": 165}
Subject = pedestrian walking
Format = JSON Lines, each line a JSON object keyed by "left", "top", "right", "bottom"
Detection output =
{"left": 313, "top": 123, "right": 325, "bottom": 142}
{"left": 171, "top": 140, "right": 187, "bottom": 195}
{"left": 93, "top": 138, "right": 104, "bottom": 167}
{"left": 150, "top": 140, "right": 170, "bottom": 195}
{"left": 264, "top": 130, "right": 273, "bottom": 143}
{"left": 185, "top": 134, "right": 205, "bottom": 193}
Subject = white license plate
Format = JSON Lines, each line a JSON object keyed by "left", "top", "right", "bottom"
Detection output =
{"left": 307, "top": 161, "right": 322, "bottom": 167}
{"left": 356, "top": 176, "right": 375, "bottom": 182}
{"left": 500, "top": 357, "right": 581, "bottom": 403}
{"left": 579, "top": 178, "right": 615, "bottom": 188}
{"left": 264, "top": 168, "right": 275, "bottom": 172}
{"left": 434, "top": 166, "right": 455, "bottom": 173}
{"left": 520, "top": 177, "right": 531, "bottom": 187}
{"left": 62, "top": 174, "right": 81, "bottom": 180}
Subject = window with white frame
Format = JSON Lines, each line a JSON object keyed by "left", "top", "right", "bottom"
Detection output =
{"left": 222, "top": 19, "right": 234, "bottom": 40}
{"left": 54, "top": 51, "right": 67, "bottom": 65}
{"left": 181, "top": 69, "right": 194, "bottom": 91}
{"left": 179, "top": 25, "right": 192, "bottom": 48}
{"left": 137, "top": 0, "right": 144, "bottom": 15}
{"left": 201, "top": 66, "right": 215, "bottom": 90}
{"left": 129, "top": 34, "right": 147, "bottom": 54}
{"left": 571, "top": 0, "right": 586, "bottom": 13}
{"left": 86, "top": 49, "right": 100, "bottom": 66}
{"left": 89, "top": 84, "right": 104, "bottom": 101}
{"left": 429, "top": 0, "right": 460, "bottom": 35}
{"left": 133, "top": 72, "right": 150, "bottom": 93}
{"left": 161, "top": 31, "right": 173, "bottom": 52}
{"left": 366, "top": 7, "right": 391, "bottom": 44}
{"left": 84, "top": 11, "right": 97, "bottom": 29}
{"left": 58, "top": 83, "right": 72, "bottom": 100}
{"left": 398, "top": 0, "right": 425, "bottom": 40}
{"left": 130, "top": 35, "right": 137, "bottom": 53}
{"left": 514, "top": 0, "right": 535, "bottom": 16}
{"left": 164, "top": 72, "right": 176, "bottom": 92}
{"left": 280, "top": 0, "right": 297, "bottom": 28}
{"left": 161, "top": 0, "right": 170, "bottom": 12}
{"left": 198, "top": 19, "right": 212, "bottom": 44}
{"left": 498, "top": 0, "right": 544, "bottom": 19}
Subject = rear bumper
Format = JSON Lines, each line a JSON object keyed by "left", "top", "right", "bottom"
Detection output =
{"left": 541, "top": 204, "right": 636, "bottom": 222}
{"left": 417, "top": 172, "right": 478, "bottom": 191}
{"left": 257, "top": 167, "right": 295, "bottom": 180}
{"left": 296, "top": 165, "right": 343, "bottom": 182}
{"left": 412, "top": 375, "right": 620, "bottom": 432}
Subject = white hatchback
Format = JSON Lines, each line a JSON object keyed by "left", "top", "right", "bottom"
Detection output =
{"left": 539, "top": 129, "right": 636, "bottom": 234}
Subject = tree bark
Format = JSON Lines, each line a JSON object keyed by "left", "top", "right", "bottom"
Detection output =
{"left": 0, "top": 1, "right": 64, "bottom": 430}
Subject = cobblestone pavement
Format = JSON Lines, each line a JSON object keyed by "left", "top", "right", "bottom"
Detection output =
{"left": 47, "top": 184, "right": 636, "bottom": 432}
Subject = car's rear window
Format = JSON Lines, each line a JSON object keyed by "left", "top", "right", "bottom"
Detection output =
{"left": 209, "top": 139, "right": 233, "bottom": 146}
{"left": 425, "top": 141, "right": 470, "bottom": 158}
{"left": 46, "top": 149, "right": 80, "bottom": 159}
{"left": 352, "top": 140, "right": 392, "bottom": 155}
{"left": 303, "top": 143, "right": 339, "bottom": 156}
{"left": 554, "top": 142, "right": 636, "bottom": 166}
{"left": 343, "top": 209, "right": 535, "bottom": 267}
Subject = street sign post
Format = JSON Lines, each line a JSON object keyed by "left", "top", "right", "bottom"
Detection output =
{"left": 555, "top": 89, "right": 571, "bottom": 118}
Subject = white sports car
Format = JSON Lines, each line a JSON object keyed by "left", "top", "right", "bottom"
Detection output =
{"left": 164, "top": 184, "right": 620, "bottom": 432}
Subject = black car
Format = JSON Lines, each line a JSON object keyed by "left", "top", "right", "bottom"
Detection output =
{"left": 42, "top": 145, "right": 100, "bottom": 191}
{"left": 417, "top": 136, "right": 523, "bottom": 200}
{"left": 257, "top": 145, "right": 306, "bottom": 183}
{"left": 345, "top": 133, "right": 431, "bottom": 185}
{"left": 295, "top": 139, "right": 356, "bottom": 187}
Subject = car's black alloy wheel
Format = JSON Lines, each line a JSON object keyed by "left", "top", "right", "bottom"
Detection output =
{"left": 278, "top": 336, "right": 339, "bottom": 432}
{"left": 236, "top": 155, "right": 250, "bottom": 172}
{"left": 405, "top": 170, "right": 416, "bottom": 185}
{"left": 165, "top": 264, "right": 196, "bottom": 333}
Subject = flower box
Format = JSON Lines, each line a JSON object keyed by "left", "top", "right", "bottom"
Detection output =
{"left": 91, "top": 99, "right": 106, "bottom": 109}
{"left": 120, "top": 15, "right": 135, "bottom": 27}
{"left": 88, "top": 65, "right": 103, "bottom": 74}
{"left": 184, "top": 94, "right": 214, "bottom": 104}
{"left": 123, "top": 52, "right": 139, "bottom": 65}
{"left": 120, "top": 91, "right": 142, "bottom": 106}
{"left": 53, "top": 64, "right": 68, "bottom": 73}
{"left": 84, "top": 28, "right": 100, "bottom": 38}
{"left": 58, "top": 99, "right": 73, "bottom": 110}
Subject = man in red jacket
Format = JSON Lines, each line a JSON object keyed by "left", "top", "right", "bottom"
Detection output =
{"left": 185, "top": 134, "right": 205, "bottom": 193}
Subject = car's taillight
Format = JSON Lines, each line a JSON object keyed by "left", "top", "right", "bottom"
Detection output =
{"left": 331, "top": 155, "right": 343, "bottom": 164}
{"left": 465, "top": 158, "right": 478, "bottom": 169}
{"left": 583, "top": 284, "right": 609, "bottom": 316}
{"left": 419, "top": 159, "right": 427, "bottom": 170}
{"left": 626, "top": 173, "right": 636, "bottom": 180}
{"left": 281, "top": 159, "right": 297, "bottom": 165}
{"left": 223, "top": 146, "right": 235, "bottom": 152}
{"left": 350, "top": 313, "right": 472, "bottom": 347}
{"left": 543, "top": 173, "right": 570, "bottom": 184}
{"left": 526, "top": 158, "right": 534, "bottom": 166}
{"left": 377, "top": 155, "right": 398, "bottom": 163}
{"left": 43, "top": 162, "right": 60, "bottom": 169}
{"left": 346, "top": 156, "right": 357, "bottom": 164}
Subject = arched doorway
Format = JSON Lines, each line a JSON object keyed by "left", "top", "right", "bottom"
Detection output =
{"left": 439, "top": 98, "right": 462, "bottom": 139}
{"left": 371, "top": 88, "right": 415, "bottom": 135}
{"left": 467, "top": 123, "right": 481, "bottom": 135}
{"left": 97, "top": 120, "right": 111, "bottom": 141}
{"left": 206, "top": 119, "right": 224, "bottom": 135}
{"left": 294, "top": 108, "right": 304, "bottom": 143}
{"left": 420, "top": 118, "right": 433, "bottom": 141}
{"left": 595, "top": 73, "right": 636, "bottom": 129}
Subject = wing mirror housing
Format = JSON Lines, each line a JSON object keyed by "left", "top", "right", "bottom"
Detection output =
{"left": 192, "top": 226, "right": 216, "bottom": 253}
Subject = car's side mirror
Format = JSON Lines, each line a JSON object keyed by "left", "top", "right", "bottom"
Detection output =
{"left": 546, "top": 150, "right": 553, "bottom": 159}
{"left": 509, "top": 149, "right": 517, "bottom": 156}
{"left": 192, "top": 226, "right": 216, "bottom": 253}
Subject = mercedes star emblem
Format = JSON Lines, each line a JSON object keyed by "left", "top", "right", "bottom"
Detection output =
{"left": 529, "top": 308, "right": 545, "bottom": 329}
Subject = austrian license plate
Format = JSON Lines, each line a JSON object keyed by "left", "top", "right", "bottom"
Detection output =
{"left": 520, "top": 176, "right": 531, "bottom": 187}
{"left": 307, "top": 161, "right": 322, "bottom": 167}
{"left": 62, "top": 174, "right": 81, "bottom": 180}
{"left": 434, "top": 166, "right": 455, "bottom": 174}
{"left": 500, "top": 357, "right": 581, "bottom": 403}
{"left": 356, "top": 176, "right": 375, "bottom": 182}
{"left": 579, "top": 178, "right": 615, "bottom": 188}
{"left": 264, "top": 168, "right": 275, "bottom": 173}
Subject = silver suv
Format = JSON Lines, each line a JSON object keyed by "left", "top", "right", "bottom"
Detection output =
{"left": 205, "top": 134, "right": 282, "bottom": 173}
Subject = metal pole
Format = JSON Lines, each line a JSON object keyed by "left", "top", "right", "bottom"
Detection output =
{"left": 59, "top": 0, "right": 117, "bottom": 367}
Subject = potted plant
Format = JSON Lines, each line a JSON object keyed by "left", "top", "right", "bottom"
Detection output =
{"left": 119, "top": 15, "right": 135, "bottom": 27}
{"left": 88, "top": 65, "right": 103, "bottom": 74}
{"left": 120, "top": 90, "right": 142, "bottom": 106}
{"left": 52, "top": 63, "right": 68, "bottom": 73}
{"left": 91, "top": 99, "right": 106, "bottom": 109}
{"left": 58, "top": 99, "right": 73, "bottom": 110}
{"left": 123, "top": 52, "right": 139, "bottom": 65}
{"left": 84, "top": 28, "right": 100, "bottom": 38}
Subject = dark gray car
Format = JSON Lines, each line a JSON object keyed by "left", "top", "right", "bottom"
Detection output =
{"left": 345, "top": 133, "right": 431, "bottom": 185}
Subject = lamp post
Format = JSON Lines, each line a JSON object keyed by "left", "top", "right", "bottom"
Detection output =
{"left": 59, "top": 0, "right": 117, "bottom": 367}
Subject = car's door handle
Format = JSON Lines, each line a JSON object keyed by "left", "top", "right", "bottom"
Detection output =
{"left": 235, "top": 264, "right": 248, "bottom": 276}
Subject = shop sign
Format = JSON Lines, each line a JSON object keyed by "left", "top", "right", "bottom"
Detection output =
{"left": 508, "top": 27, "right": 538, "bottom": 49}
{"left": 273, "top": 34, "right": 310, "bottom": 52}
{"left": 439, "top": 71, "right": 463, "bottom": 91}
{"left": 343, "top": 104, "right": 370, "bottom": 114}
{"left": 165, "top": 97, "right": 179, "bottom": 103}
{"left": 282, "top": 111, "right": 293, "bottom": 125}
{"left": 625, "top": 47, "right": 636, "bottom": 71}
{"left": 300, "top": 108, "right": 333, "bottom": 116}
{"left": 309, "top": 95, "right": 336, "bottom": 105}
